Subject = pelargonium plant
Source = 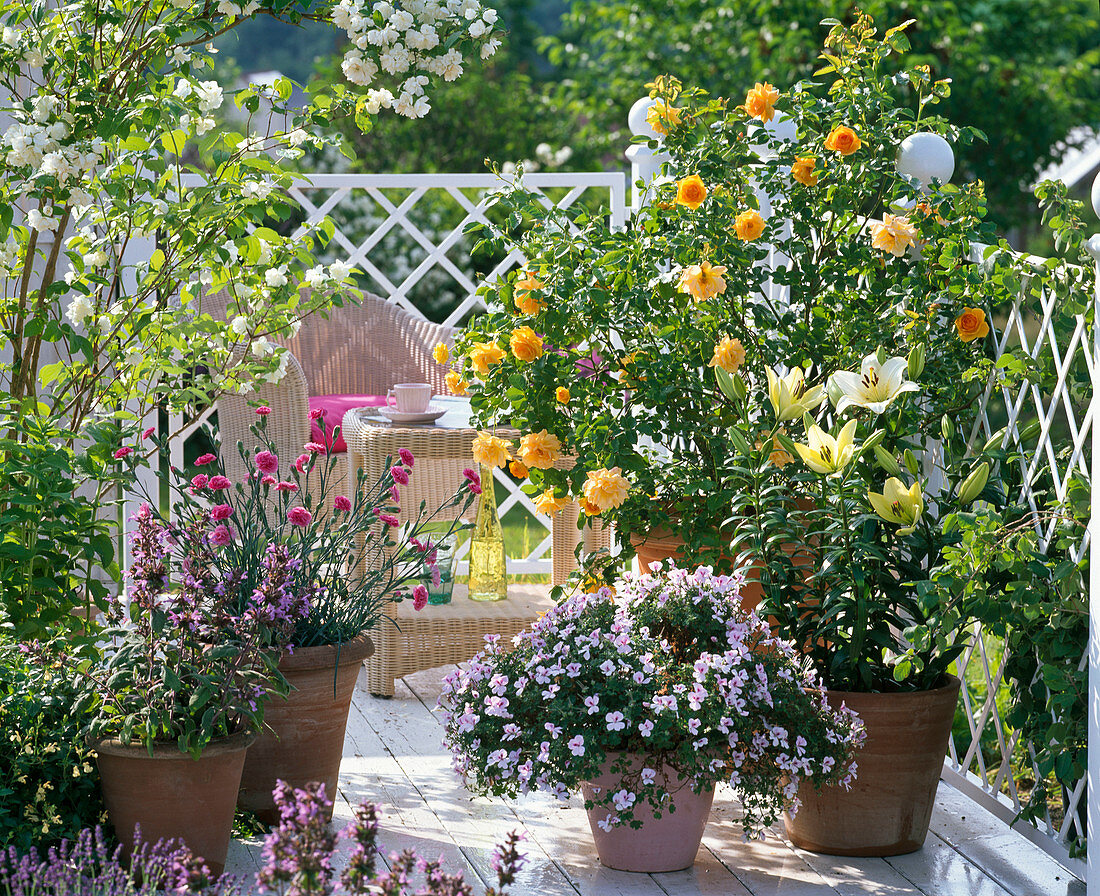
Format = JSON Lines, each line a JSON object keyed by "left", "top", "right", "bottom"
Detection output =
{"left": 119, "top": 406, "right": 479, "bottom": 650}
{"left": 440, "top": 564, "right": 865, "bottom": 836}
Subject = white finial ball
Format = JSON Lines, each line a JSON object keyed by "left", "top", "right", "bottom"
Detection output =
{"left": 1091, "top": 169, "right": 1100, "bottom": 221}
{"left": 896, "top": 132, "right": 955, "bottom": 189}
{"left": 628, "top": 96, "right": 659, "bottom": 140}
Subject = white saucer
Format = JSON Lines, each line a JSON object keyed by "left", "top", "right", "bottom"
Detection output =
{"left": 379, "top": 404, "right": 447, "bottom": 424}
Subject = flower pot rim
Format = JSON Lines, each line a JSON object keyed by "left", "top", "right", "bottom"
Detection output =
{"left": 821, "top": 672, "right": 961, "bottom": 702}
{"left": 278, "top": 633, "right": 375, "bottom": 673}
{"left": 90, "top": 728, "right": 256, "bottom": 760}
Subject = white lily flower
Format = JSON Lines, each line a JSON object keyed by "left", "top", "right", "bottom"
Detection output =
{"left": 795, "top": 419, "right": 858, "bottom": 475}
{"left": 767, "top": 366, "right": 826, "bottom": 422}
{"left": 829, "top": 353, "right": 919, "bottom": 415}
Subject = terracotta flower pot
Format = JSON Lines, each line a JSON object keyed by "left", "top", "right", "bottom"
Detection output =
{"left": 783, "top": 674, "right": 961, "bottom": 856}
{"left": 238, "top": 634, "right": 374, "bottom": 824}
{"left": 580, "top": 755, "right": 715, "bottom": 873}
{"left": 94, "top": 730, "right": 254, "bottom": 876}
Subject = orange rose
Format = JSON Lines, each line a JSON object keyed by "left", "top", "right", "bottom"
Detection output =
{"left": 743, "top": 81, "right": 780, "bottom": 123}
{"left": 581, "top": 467, "right": 630, "bottom": 513}
{"left": 955, "top": 307, "right": 990, "bottom": 343}
{"left": 824, "top": 126, "right": 861, "bottom": 155}
{"left": 518, "top": 429, "right": 562, "bottom": 470}
{"left": 646, "top": 99, "right": 682, "bottom": 135}
{"left": 734, "top": 209, "right": 765, "bottom": 241}
{"left": 432, "top": 342, "right": 449, "bottom": 364}
{"left": 791, "top": 156, "right": 818, "bottom": 186}
{"left": 708, "top": 336, "right": 746, "bottom": 374}
{"left": 535, "top": 489, "right": 571, "bottom": 515}
{"left": 469, "top": 341, "right": 505, "bottom": 376}
{"left": 508, "top": 460, "right": 529, "bottom": 479}
{"left": 471, "top": 431, "right": 513, "bottom": 468}
{"left": 509, "top": 326, "right": 544, "bottom": 362}
{"left": 677, "top": 260, "right": 728, "bottom": 301}
{"left": 555, "top": 386, "right": 570, "bottom": 404}
{"left": 675, "top": 175, "right": 707, "bottom": 210}
{"left": 444, "top": 370, "right": 468, "bottom": 396}
{"left": 514, "top": 271, "right": 545, "bottom": 315}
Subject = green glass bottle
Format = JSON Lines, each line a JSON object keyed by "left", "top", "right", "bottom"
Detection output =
{"left": 467, "top": 464, "right": 508, "bottom": 601}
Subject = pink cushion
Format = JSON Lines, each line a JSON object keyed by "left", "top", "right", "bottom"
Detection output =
{"left": 309, "top": 394, "right": 387, "bottom": 453}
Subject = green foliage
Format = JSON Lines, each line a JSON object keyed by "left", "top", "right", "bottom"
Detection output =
{"left": 0, "top": 637, "right": 105, "bottom": 852}
{"left": 543, "top": 0, "right": 1100, "bottom": 231}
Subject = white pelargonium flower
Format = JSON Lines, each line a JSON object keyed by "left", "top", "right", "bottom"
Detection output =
{"left": 828, "top": 353, "right": 919, "bottom": 416}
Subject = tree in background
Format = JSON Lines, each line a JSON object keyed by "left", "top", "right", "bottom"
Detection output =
{"left": 541, "top": 0, "right": 1100, "bottom": 236}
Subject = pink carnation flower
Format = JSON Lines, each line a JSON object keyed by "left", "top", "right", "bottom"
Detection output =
{"left": 391, "top": 465, "right": 410, "bottom": 485}
{"left": 304, "top": 442, "right": 327, "bottom": 455}
{"left": 113, "top": 447, "right": 133, "bottom": 460}
{"left": 399, "top": 448, "right": 415, "bottom": 467}
{"left": 210, "top": 524, "right": 233, "bottom": 547}
{"left": 208, "top": 475, "right": 231, "bottom": 490}
{"left": 276, "top": 481, "right": 298, "bottom": 492}
{"left": 262, "top": 475, "right": 276, "bottom": 486}
{"left": 389, "top": 485, "right": 400, "bottom": 503}
{"left": 190, "top": 474, "right": 209, "bottom": 490}
{"left": 334, "top": 495, "right": 352, "bottom": 512}
{"left": 210, "top": 504, "right": 233, "bottom": 521}
{"left": 373, "top": 507, "right": 400, "bottom": 527}
{"left": 255, "top": 406, "right": 271, "bottom": 416}
{"left": 142, "top": 426, "right": 156, "bottom": 440}
{"left": 287, "top": 506, "right": 312, "bottom": 528}
{"left": 309, "top": 408, "right": 324, "bottom": 420}
{"left": 295, "top": 453, "right": 310, "bottom": 473}
{"left": 412, "top": 584, "right": 429, "bottom": 611}
{"left": 194, "top": 453, "right": 217, "bottom": 466}
{"left": 254, "top": 450, "right": 278, "bottom": 475}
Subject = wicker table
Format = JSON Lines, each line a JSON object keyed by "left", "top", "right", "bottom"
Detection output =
{"left": 341, "top": 399, "right": 583, "bottom": 697}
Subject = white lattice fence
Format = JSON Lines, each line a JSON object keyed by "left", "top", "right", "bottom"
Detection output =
{"left": 937, "top": 244, "right": 1095, "bottom": 876}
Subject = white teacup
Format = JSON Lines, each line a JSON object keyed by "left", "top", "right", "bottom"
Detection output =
{"left": 387, "top": 383, "right": 432, "bottom": 414}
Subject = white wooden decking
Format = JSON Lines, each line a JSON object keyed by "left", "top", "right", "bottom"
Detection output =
{"left": 225, "top": 666, "right": 1085, "bottom": 896}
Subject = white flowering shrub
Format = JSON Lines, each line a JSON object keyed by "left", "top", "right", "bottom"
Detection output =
{"left": 441, "top": 564, "right": 866, "bottom": 835}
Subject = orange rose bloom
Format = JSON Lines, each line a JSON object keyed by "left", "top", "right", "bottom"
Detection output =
{"left": 646, "top": 99, "right": 682, "bottom": 135}
{"left": 432, "top": 342, "right": 449, "bottom": 364}
{"left": 508, "top": 460, "right": 529, "bottom": 479}
{"left": 824, "top": 126, "right": 861, "bottom": 155}
{"left": 675, "top": 175, "right": 707, "bottom": 210}
{"left": 469, "top": 341, "right": 505, "bottom": 376}
{"left": 471, "top": 431, "right": 513, "bottom": 468}
{"left": 734, "top": 209, "right": 766, "bottom": 241}
{"left": 535, "top": 489, "right": 571, "bottom": 515}
{"left": 518, "top": 429, "right": 562, "bottom": 470}
{"left": 555, "top": 386, "right": 570, "bottom": 404}
{"left": 744, "top": 81, "right": 780, "bottom": 123}
{"left": 708, "top": 336, "right": 747, "bottom": 374}
{"left": 509, "top": 326, "right": 544, "bottom": 362}
{"left": 791, "top": 156, "right": 818, "bottom": 186}
{"left": 514, "top": 271, "right": 545, "bottom": 315}
{"left": 444, "top": 370, "right": 468, "bottom": 396}
{"left": 677, "top": 260, "right": 728, "bottom": 301}
{"left": 955, "top": 307, "right": 990, "bottom": 343}
{"left": 581, "top": 467, "right": 630, "bottom": 514}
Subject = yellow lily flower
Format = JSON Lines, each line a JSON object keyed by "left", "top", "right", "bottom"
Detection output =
{"left": 767, "top": 366, "right": 826, "bottom": 422}
{"left": 795, "top": 420, "right": 858, "bottom": 475}
{"left": 868, "top": 478, "right": 924, "bottom": 535}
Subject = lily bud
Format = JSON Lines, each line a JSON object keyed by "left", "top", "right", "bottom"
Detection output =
{"left": 983, "top": 426, "right": 1008, "bottom": 452}
{"left": 874, "top": 445, "right": 904, "bottom": 477}
{"left": 958, "top": 462, "right": 990, "bottom": 505}
{"left": 862, "top": 429, "right": 886, "bottom": 451}
{"left": 715, "top": 366, "right": 738, "bottom": 401}
{"left": 903, "top": 448, "right": 920, "bottom": 477}
{"left": 907, "top": 343, "right": 926, "bottom": 380}
{"left": 876, "top": 345, "right": 888, "bottom": 366}
{"left": 940, "top": 415, "right": 954, "bottom": 441}
{"left": 732, "top": 372, "right": 748, "bottom": 402}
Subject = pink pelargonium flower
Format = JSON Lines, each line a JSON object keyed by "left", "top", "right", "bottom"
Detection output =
{"left": 295, "top": 453, "right": 310, "bottom": 473}
{"left": 210, "top": 524, "right": 233, "bottom": 547}
{"left": 254, "top": 450, "right": 278, "bottom": 474}
{"left": 208, "top": 475, "right": 231, "bottom": 490}
{"left": 399, "top": 448, "right": 415, "bottom": 467}
{"left": 210, "top": 504, "right": 234, "bottom": 521}
{"left": 194, "top": 453, "right": 217, "bottom": 466}
{"left": 304, "top": 442, "right": 327, "bottom": 455}
{"left": 334, "top": 495, "right": 352, "bottom": 512}
{"left": 390, "top": 465, "right": 410, "bottom": 486}
{"left": 190, "top": 473, "right": 210, "bottom": 490}
{"left": 255, "top": 406, "right": 271, "bottom": 416}
{"left": 113, "top": 447, "right": 133, "bottom": 460}
{"left": 287, "top": 506, "right": 312, "bottom": 528}
{"left": 276, "top": 481, "right": 299, "bottom": 492}
{"left": 412, "top": 584, "right": 429, "bottom": 611}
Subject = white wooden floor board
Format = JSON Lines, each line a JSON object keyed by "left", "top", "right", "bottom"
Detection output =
{"left": 222, "top": 663, "right": 1084, "bottom": 896}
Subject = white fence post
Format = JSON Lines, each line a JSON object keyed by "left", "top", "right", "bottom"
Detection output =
{"left": 1086, "top": 169, "right": 1100, "bottom": 895}
{"left": 625, "top": 97, "right": 668, "bottom": 212}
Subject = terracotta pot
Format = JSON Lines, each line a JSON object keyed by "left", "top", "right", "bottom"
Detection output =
{"left": 580, "top": 755, "right": 715, "bottom": 873}
{"left": 238, "top": 634, "right": 374, "bottom": 825}
{"left": 783, "top": 674, "right": 961, "bottom": 856}
{"left": 94, "top": 730, "right": 254, "bottom": 876}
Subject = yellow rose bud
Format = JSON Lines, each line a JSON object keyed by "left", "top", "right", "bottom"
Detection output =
{"left": 471, "top": 431, "right": 513, "bottom": 469}
{"left": 791, "top": 156, "right": 818, "bottom": 186}
{"left": 432, "top": 342, "right": 449, "bottom": 364}
{"left": 445, "top": 370, "right": 469, "bottom": 396}
{"left": 509, "top": 326, "right": 544, "bottom": 362}
{"left": 743, "top": 81, "right": 780, "bottom": 123}
{"left": 824, "top": 125, "right": 862, "bottom": 155}
{"left": 509, "top": 459, "right": 529, "bottom": 479}
{"left": 955, "top": 307, "right": 990, "bottom": 343}
{"left": 556, "top": 386, "right": 570, "bottom": 404}
{"left": 734, "top": 209, "right": 765, "bottom": 241}
{"left": 514, "top": 271, "right": 545, "bottom": 315}
{"left": 675, "top": 175, "right": 707, "bottom": 210}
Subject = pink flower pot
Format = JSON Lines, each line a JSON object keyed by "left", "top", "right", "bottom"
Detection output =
{"left": 580, "top": 755, "right": 715, "bottom": 873}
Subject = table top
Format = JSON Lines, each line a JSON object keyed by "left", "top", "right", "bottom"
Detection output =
{"left": 390, "top": 582, "right": 554, "bottom": 622}
{"left": 343, "top": 397, "right": 518, "bottom": 440}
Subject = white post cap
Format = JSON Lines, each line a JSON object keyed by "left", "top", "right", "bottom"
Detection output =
{"left": 1091, "top": 169, "right": 1100, "bottom": 221}
{"left": 628, "top": 96, "right": 660, "bottom": 140}
{"left": 896, "top": 132, "right": 955, "bottom": 189}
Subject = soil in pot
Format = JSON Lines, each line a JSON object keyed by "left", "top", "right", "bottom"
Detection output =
{"left": 94, "top": 730, "right": 254, "bottom": 877}
{"left": 580, "top": 755, "right": 715, "bottom": 873}
{"left": 783, "top": 674, "right": 961, "bottom": 856}
{"left": 238, "top": 634, "right": 374, "bottom": 825}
